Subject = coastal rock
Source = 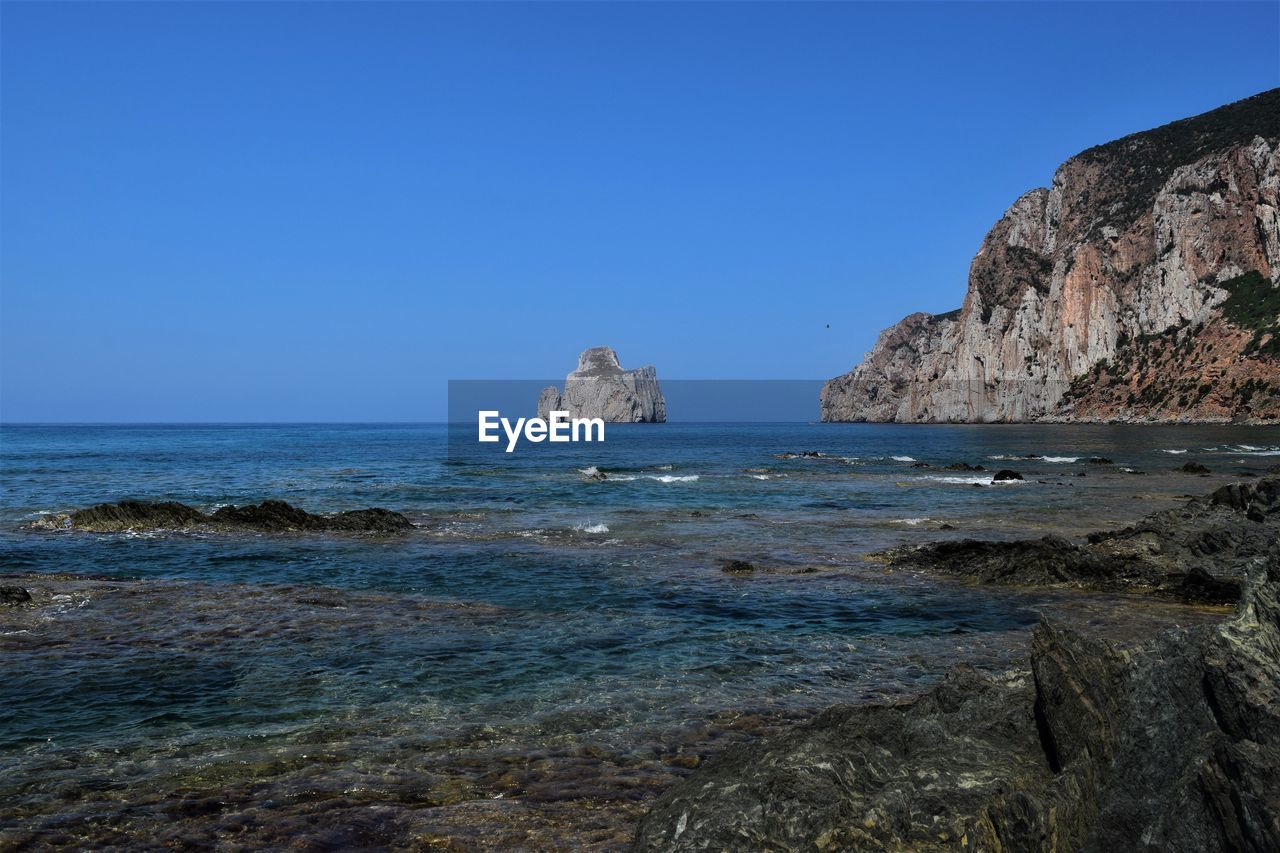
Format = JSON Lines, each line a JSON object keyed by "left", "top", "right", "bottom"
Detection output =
{"left": 634, "top": 551, "right": 1280, "bottom": 851}
{"left": 1181, "top": 461, "right": 1213, "bottom": 474}
{"left": 881, "top": 477, "right": 1279, "bottom": 602}
{"left": 33, "top": 500, "right": 414, "bottom": 534}
{"left": 992, "top": 468, "right": 1024, "bottom": 481}
{"left": 538, "top": 347, "right": 666, "bottom": 423}
{"left": 821, "top": 89, "right": 1280, "bottom": 424}
{"left": 65, "top": 500, "right": 205, "bottom": 531}
{"left": 0, "top": 586, "right": 33, "bottom": 605}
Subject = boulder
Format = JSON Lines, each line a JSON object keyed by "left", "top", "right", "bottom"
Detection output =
{"left": 1181, "top": 461, "right": 1213, "bottom": 474}
{"left": 537, "top": 347, "right": 666, "bottom": 423}
{"left": 0, "top": 586, "right": 32, "bottom": 606}
{"left": 992, "top": 469, "right": 1024, "bottom": 481}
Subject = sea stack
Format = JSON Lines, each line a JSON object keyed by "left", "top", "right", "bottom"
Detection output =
{"left": 538, "top": 346, "right": 666, "bottom": 422}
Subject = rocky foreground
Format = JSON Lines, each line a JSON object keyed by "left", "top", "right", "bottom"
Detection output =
{"left": 634, "top": 480, "right": 1280, "bottom": 850}
{"left": 29, "top": 499, "right": 414, "bottom": 534}
{"left": 880, "top": 477, "right": 1279, "bottom": 604}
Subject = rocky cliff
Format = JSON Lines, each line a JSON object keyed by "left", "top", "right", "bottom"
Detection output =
{"left": 821, "top": 89, "right": 1280, "bottom": 423}
{"left": 538, "top": 346, "right": 667, "bottom": 423}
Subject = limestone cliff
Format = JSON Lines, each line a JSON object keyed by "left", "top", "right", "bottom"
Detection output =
{"left": 538, "top": 347, "right": 666, "bottom": 423}
{"left": 821, "top": 89, "right": 1280, "bottom": 423}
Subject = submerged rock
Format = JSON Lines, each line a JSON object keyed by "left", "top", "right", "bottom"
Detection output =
{"left": 880, "top": 478, "right": 1279, "bottom": 602}
{"left": 634, "top": 551, "right": 1280, "bottom": 851}
{"left": 537, "top": 346, "right": 666, "bottom": 423}
{"left": 719, "top": 559, "right": 756, "bottom": 575}
{"left": 0, "top": 586, "right": 32, "bottom": 606}
{"left": 33, "top": 500, "right": 413, "bottom": 535}
{"left": 1181, "top": 461, "right": 1213, "bottom": 474}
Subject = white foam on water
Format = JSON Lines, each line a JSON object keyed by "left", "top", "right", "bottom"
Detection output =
{"left": 749, "top": 474, "right": 771, "bottom": 480}
{"left": 923, "top": 475, "right": 1024, "bottom": 486}
{"left": 891, "top": 517, "right": 930, "bottom": 525}
{"left": 1222, "top": 445, "right": 1280, "bottom": 456}
{"left": 1041, "top": 456, "right": 1080, "bottom": 463}
{"left": 1160, "top": 449, "right": 1188, "bottom": 454}
{"left": 892, "top": 455, "right": 916, "bottom": 462}
{"left": 647, "top": 474, "right": 699, "bottom": 483}
{"left": 574, "top": 523, "right": 610, "bottom": 534}
{"left": 578, "top": 466, "right": 601, "bottom": 476}
{"left": 925, "top": 475, "right": 994, "bottom": 486}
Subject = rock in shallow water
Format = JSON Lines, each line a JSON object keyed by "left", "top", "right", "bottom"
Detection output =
{"left": 634, "top": 550, "right": 1280, "bottom": 851}
{"left": 880, "top": 478, "right": 1279, "bottom": 603}
{"left": 0, "top": 585, "right": 33, "bottom": 605}
{"left": 31, "top": 499, "right": 413, "bottom": 534}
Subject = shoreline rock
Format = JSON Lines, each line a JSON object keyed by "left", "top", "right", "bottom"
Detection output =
{"left": 1, "top": 585, "right": 33, "bottom": 605}
{"left": 878, "top": 478, "right": 1278, "bottom": 603}
{"left": 29, "top": 499, "right": 414, "bottom": 535}
{"left": 634, "top": 550, "right": 1280, "bottom": 851}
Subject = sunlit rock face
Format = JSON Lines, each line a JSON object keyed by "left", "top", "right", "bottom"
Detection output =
{"left": 538, "top": 346, "right": 666, "bottom": 423}
{"left": 822, "top": 89, "right": 1280, "bottom": 424}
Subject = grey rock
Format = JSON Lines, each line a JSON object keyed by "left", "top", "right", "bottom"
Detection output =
{"left": 634, "top": 551, "right": 1280, "bottom": 852}
{"left": 538, "top": 346, "right": 666, "bottom": 423}
{"left": 880, "top": 478, "right": 1280, "bottom": 603}
{"left": 0, "top": 586, "right": 32, "bottom": 606}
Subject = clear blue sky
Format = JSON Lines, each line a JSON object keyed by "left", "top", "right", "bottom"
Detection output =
{"left": 2, "top": 1, "right": 1277, "bottom": 422}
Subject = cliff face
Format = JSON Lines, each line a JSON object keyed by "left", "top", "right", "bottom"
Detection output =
{"left": 821, "top": 90, "right": 1280, "bottom": 423}
{"left": 538, "top": 346, "right": 667, "bottom": 423}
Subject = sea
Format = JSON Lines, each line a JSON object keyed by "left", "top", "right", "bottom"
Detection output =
{"left": 2, "top": 423, "right": 1278, "bottom": 848}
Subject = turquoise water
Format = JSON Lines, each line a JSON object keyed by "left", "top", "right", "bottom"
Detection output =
{"left": 2, "top": 423, "right": 1277, "bottom": 847}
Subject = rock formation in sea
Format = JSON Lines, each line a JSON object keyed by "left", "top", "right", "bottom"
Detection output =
{"left": 635, "top": 531, "right": 1280, "bottom": 850}
{"left": 822, "top": 89, "right": 1280, "bottom": 423}
{"left": 29, "top": 499, "right": 414, "bottom": 534}
{"left": 538, "top": 346, "right": 666, "bottom": 423}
